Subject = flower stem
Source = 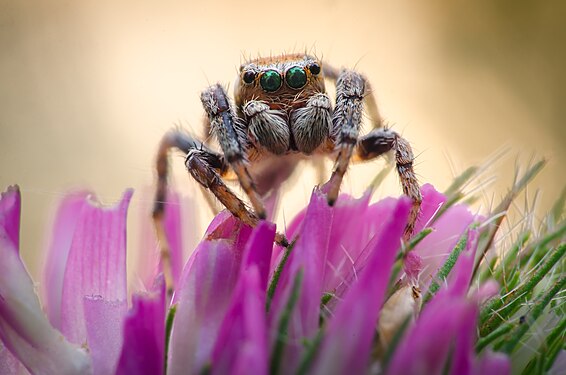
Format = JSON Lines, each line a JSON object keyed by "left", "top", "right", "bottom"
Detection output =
{"left": 270, "top": 270, "right": 303, "bottom": 375}
{"left": 266, "top": 240, "right": 296, "bottom": 312}
{"left": 500, "top": 276, "right": 566, "bottom": 354}
{"left": 163, "top": 304, "right": 177, "bottom": 375}
{"left": 423, "top": 232, "right": 469, "bottom": 303}
{"left": 479, "top": 243, "right": 565, "bottom": 336}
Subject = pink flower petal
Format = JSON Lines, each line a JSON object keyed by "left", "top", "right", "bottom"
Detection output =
{"left": 83, "top": 297, "right": 127, "bottom": 375}
{"left": 0, "top": 342, "right": 28, "bottom": 375}
{"left": 387, "top": 296, "right": 472, "bottom": 375}
{"left": 211, "top": 266, "right": 268, "bottom": 375}
{"left": 167, "top": 239, "right": 241, "bottom": 375}
{"left": 413, "top": 203, "right": 475, "bottom": 290}
{"left": 135, "top": 188, "right": 192, "bottom": 291}
{"left": 115, "top": 276, "right": 166, "bottom": 375}
{"left": 60, "top": 189, "right": 133, "bottom": 345}
{"left": 0, "top": 186, "right": 92, "bottom": 374}
{"left": 472, "top": 352, "right": 510, "bottom": 375}
{"left": 414, "top": 183, "right": 447, "bottom": 233}
{"left": 241, "top": 221, "right": 275, "bottom": 290}
{"left": 268, "top": 189, "right": 333, "bottom": 373}
{"left": 42, "top": 191, "right": 90, "bottom": 330}
{"left": 311, "top": 197, "right": 410, "bottom": 375}
{"left": 0, "top": 185, "right": 20, "bottom": 250}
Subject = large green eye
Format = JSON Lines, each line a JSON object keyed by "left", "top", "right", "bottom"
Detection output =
{"left": 285, "top": 67, "right": 307, "bottom": 89}
{"left": 260, "top": 70, "right": 282, "bottom": 92}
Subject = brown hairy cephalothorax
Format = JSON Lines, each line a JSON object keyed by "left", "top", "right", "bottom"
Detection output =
{"left": 153, "top": 53, "right": 422, "bottom": 267}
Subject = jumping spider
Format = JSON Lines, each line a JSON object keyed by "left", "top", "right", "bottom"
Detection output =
{"left": 153, "top": 53, "right": 422, "bottom": 256}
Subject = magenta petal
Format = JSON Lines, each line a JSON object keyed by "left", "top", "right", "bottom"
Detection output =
{"left": 84, "top": 297, "right": 127, "bottom": 375}
{"left": 387, "top": 296, "right": 472, "bottom": 375}
{"left": 241, "top": 221, "right": 275, "bottom": 290}
{"left": 0, "top": 185, "right": 20, "bottom": 250}
{"left": 268, "top": 189, "right": 333, "bottom": 373}
{"left": 115, "top": 276, "right": 166, "bottom": 375}
{"left": 42, "top": 191, "right": 90, "bottom": 330}
{"left": 472, "top": 351, "right": 510, "bottom": 375}
{"left": 168, "top": 240, "right": 241, "bottom": 375}
{"left": 211, "top": 267, "right": 268, "bottom": 375}
{"left": 311, "top": 197, "right": 410, "bottom": 375}
{"left": 60, "top": 189, "right": 133, "bottom": 345}
{"left": 322, "top": 192, "right": 373, "bottom": 292}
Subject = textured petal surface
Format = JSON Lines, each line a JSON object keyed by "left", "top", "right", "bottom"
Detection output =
{"left": 42, "top": 191, "right": 90, "bottom": 330}
{"left": 311, "top": 197, "right": 410, "bottom": 375}
{"left": 116, "top": 276, "right": 166, "bottom": 375}
{"left": 167, "top": 239, "right": 240, "bottom": 375}
{"left": 211, "top": 267, "right": 268, "bottom": 375}
{"left": 60, "top": 189, "right": 133, "bottom": 345}
{"left": 0, "top": 186, "right": 92, "bottom": 375}
{"left": 84, "top": 297, "right": 127, "bottom": 375}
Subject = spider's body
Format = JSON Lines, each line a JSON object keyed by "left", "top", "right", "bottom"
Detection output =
{"left": 154, "top": 53, "right": 422, "bottom": 252}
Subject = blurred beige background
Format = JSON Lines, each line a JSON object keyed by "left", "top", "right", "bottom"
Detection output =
{"left": 1, "top": 0, "right": 565, "bottom": 278}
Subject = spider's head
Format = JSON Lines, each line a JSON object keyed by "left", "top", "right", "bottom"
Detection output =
{"left": 234, "top": 54, "right": 325, "bottom": 111}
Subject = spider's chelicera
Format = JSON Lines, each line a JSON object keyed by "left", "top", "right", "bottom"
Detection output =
{"left": 154, "top": 54, "right": 422, "bottom": 247}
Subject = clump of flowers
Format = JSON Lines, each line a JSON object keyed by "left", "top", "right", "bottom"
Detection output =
{"left": 0, "top": 159, "right": 564, "bottom": 375}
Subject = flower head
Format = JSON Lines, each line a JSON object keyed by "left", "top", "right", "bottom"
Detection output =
{"left": 0, "top": 159, "right": 563, "bottom": 375}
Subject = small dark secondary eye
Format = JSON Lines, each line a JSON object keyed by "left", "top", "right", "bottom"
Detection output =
{"left": 260, "top": 70, "right": 282, "bottom": 92}
{"left": 285, "top": 67, "right": 307, "bottom": 89}
{"left": 243, "top": 70, "right": 256, "bottom": 84}
{"left": 308, "top": 62, "right": 321, "bottom": 75}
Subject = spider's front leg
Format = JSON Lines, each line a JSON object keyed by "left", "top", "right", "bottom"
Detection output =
{"left": 200, "top": 84, "right": 289, "bottom": 246}
{"left": 356, "top": 128, "right": 423, "bottom": 240}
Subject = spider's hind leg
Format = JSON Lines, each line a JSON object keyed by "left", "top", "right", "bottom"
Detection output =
{"left": 355, "top": 128, "right": 422, "bottom": 240}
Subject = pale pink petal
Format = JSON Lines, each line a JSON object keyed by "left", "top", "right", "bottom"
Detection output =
{"left": 1, "top": 342, "right": 29, "bottom": 375}
{"left": 268, "top": 189, "right": 333, "bottom": 373}
{"left": 413, "top": 203, "right": 475, "bottom": 289}
{"left": 0, "top": 186, "right": 92, "bottom": 375}
{"left": 414, "top": 183, "right": 447, "bottom": 233}
{"left": 60, "top": 189, "right": 133, "bottom": 345}
{"left": 115, "top": 276, "right": 166, "bottom": 375}
{"left": 83, "top": 297, "right": 127, "bottom": 375}
{"left": 135, "top": 188, "right": 189, "bottom": 291}
{"left": 42, "top": 191, "right": 90, "bottom": 330}
{"left": 167, "top": 239, "right": 240, "bottom": 375}
{"left": 211, "top": 267, "right": 268, "bottom": 375}
{"left": 311, "top": 197, "right": 410, "bottom": 375}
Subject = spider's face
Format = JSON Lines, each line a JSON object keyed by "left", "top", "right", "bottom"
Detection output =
{"left": 234, "top": 54, "right": 325, "bottom": 111}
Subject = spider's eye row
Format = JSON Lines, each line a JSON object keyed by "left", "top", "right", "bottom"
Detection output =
{"left": 260, "top": 70, "right": 282, "bottom": 92}
{"left": 308, "top": 62, "right": 321, "bottom": 75}
{"left": 285, "top": 67, "right": 307, "bottom": 89}
{"left": 242, "top": 70, "right": 256, "bottom": 84}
